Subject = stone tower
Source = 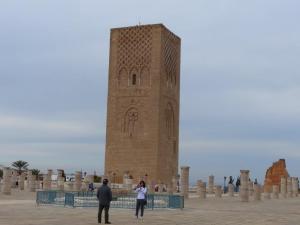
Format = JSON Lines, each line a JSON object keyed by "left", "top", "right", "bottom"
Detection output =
{"left": 104, "top": 24, "right": 181, "bottom": 186}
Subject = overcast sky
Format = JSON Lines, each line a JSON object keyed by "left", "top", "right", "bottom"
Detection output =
{"left": 0, "top": 0, "right": 299, "bottom": 184}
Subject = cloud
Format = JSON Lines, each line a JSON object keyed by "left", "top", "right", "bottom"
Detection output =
{"left": 0, "top": 113, "right": 105, "bottom": 143}
{"left": 181, "top": 139, "right": 300, "bottom": 157}
{"left": 179, "top": 138, "right": 300, "bottom": 184}
{"left": 0, "top": 142, "right": 104, "bottom": 174}
{"left": 0, "top": 0, "right": 299, "bottom": 182}
{"left": 182, "top": 88, "right": 300, "bottom": 128}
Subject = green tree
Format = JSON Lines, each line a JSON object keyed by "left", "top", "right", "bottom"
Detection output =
{"left": 11, "top": 160, "right": 29, "bottom": 174}
{"left": 94, "top": 175, "right": 102, "bottom": 183}
{"left": 31, "top": 169, "right": 40, "bottom": 179}
{"left": 0, "top": 169, "right": 3, "bottom": 179}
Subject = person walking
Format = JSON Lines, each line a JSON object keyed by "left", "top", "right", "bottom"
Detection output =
{"left": 97, "top": 178, "right": 112, "bottom": 224}
{"left": 135, "top": 180, "right": 147, "bottom": 219}
{"left": 235, "top": 176, "right": 241, "bottom": 192}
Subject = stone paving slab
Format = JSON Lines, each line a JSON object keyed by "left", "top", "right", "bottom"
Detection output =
{"left": 1, "top": 191, "right": 300, "bottom": 225}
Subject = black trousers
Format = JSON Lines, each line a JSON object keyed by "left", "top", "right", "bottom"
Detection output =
{"left": 135, "top": 199, "right": 145, "bottom": 217}
{"left": 98, "top": 204, "right": 110, "bottom": 223}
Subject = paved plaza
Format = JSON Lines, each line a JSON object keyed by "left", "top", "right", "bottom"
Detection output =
{"left": 1, "top": 190, "right": 300, "bottom": 225}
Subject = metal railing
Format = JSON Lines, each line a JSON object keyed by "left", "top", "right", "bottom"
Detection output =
{"left": 36, "top": 190, "right": 65, "bottom": 205}
{"left": 36, "top": 191, "right": 184, "bottom": 209}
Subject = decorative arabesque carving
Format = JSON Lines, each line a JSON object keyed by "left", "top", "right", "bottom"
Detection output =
{"left": 140, "top": 67, "right": 150, "bottom": 87}
{"left": 165, "top": 103, "right": 175, "bottom": 138}
{"left": 162, "top": 29, "right": 179, "bottom": 88}
{"left": 117, "top": 26, "right": 152, "bottom": 88}
{"left": 123, "top": 108, "right": 138, "bottom": 137}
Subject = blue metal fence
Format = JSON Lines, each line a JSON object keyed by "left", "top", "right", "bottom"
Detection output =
{"left": 36, "top": 191, "right": 65, "bottom": 205}
{"left": 64, "top": 192, "right": 75, "bottom": 207}
{"left": 36, "top": 191, "right": 184, "bottom": 209}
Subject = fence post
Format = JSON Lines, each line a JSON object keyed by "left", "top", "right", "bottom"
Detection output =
{"left": 64, "top": 192, "right": 75, "bottom": 208}
{"left": 64, "top": 192, "right": 67, "bottom": 207}
{"left": 72, "top": 193, "right": 75, "bottom": 208}
{"left": 36, "top": 191, "right": 40, "bottom": 206}
{"left": 151, "top": 194, "right": 154, "bottom": 210}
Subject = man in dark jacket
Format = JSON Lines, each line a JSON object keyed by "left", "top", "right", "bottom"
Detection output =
{"left": 97, "top": 179, "right": 112, "bottom": 224}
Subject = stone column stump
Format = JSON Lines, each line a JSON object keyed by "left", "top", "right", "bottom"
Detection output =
{"left": 272, "top": 185, "right": 279, "bottom": 199}
{"left": 208, "top": 175, "right": 214, "bottom": 194}
{"left": 263, "top": 184, "right": 271, "bottom": 200}
{"left": 240, "top": 170, "right": 249, "bottom": 202}
{"left": 248, "top": 181, "right": 254, "bottom": 196}
{"left": 11, "top": 170, "right": 17, "bottom": 188}
{"left": 171, "top": 176, "right": 178, "bottom": 194}
{"left": 197, "top": 180, "right": 206, "bottom": 199}
{"left": 254, "top": 184, "right": 261, "bottom": 201}
{"left": 74, "top": 171, "right": 82, "bottom": 191}
{"left": 123, "top": 173, "right": 133, "bottom": 191}
{"left": 2, "top": 167, "right": 12, "bottom": 195}
{"left": 180, "top": 166, "right": 190, "bottom": 199}
{"left": 158, "top": 182, "right": 164, "bottom": 193}
{"left": 57, "top": 169, "right": 64, "bottom": 191}
{"left": 19, "top": 173, "right": 25, "bottom": 190}
{"left": 280, "top": 177, "right": 287, "bottom": 198}
{"left": 27, "top": 170, "right": 36, "bottom": 192}
{"left": 43, "top": 169, "right": 53, "bottom": 190}
{"left": 65, "top": 182, "right": 74, "bottom": 191}
{"left": 196, "top": 180, "right": 202, "bottom": 197}
{"left": 228, "top": 183, "right": 234, "bottom": 197}
{"left": 292, "top": 177, "right": 299, "bottom": 197}
{"left": 287, "top": 177, "right": 293, "bottom": 197}
{"left": 215, "top": 185, "right": 222, "bottom": 198}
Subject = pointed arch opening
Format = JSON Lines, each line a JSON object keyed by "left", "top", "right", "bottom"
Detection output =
{"left": 129, "top": 67, "right": 138, "bottom": 86}
{"left": 118, "top": 67, "right": 128, "bottom": 87}
{"left": 123, "top": 107, "right": 139, "bottom": 137}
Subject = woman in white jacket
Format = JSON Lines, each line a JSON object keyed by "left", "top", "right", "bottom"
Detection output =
{"left": 134, "top": 180, "right": 147, "bottom": 219}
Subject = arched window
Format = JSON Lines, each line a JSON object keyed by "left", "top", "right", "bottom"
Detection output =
{"left": 129, "top": 67, "right": 138, "bottom": 86}
{"left": 132, "top": 74, "right": 137, "bottom": 85}
{"left": 118, "top": 67, "right": 128, "bottom": 87}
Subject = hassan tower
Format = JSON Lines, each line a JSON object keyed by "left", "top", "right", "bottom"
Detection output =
{"left": 104, "top": 24, "right": 181, "bottom": 186}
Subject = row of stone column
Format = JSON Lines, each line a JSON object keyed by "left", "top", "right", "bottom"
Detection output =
{"left": 263, "top": 178, "right": 298, "bottom": 200}
{"left": 1, "top": 168, "right": 89, "bottom": 194}
{"left": 208, "top": 170, "right": 261, "bottom": 201}
{"left": 279, "top": 177, "right": 299, "bottom": 198}
{"left": 42, "top": 170, "right": 84, "bottom": 191}
{"left": 180, "top": 167, "right": 299, "bottom": 202}
{"left": 0, "top": 167, "right": 35, "bottom": 195}
{"left": 195, "top": 170, "right": 262, "bottom": 201}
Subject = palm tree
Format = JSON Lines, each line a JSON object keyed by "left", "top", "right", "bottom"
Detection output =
{"left": 11, "top": 160, "right": 29, "bottom": 174}
{"left": 32, "top": 169, "right": 40, "bottom": 179}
